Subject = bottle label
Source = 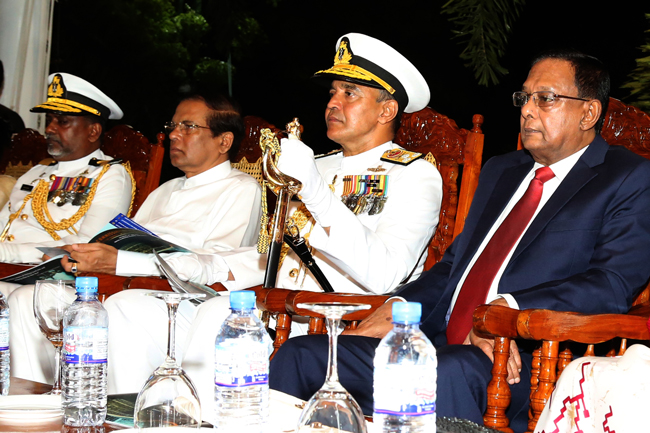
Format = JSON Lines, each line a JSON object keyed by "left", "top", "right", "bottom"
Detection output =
{"left": 0, "top": 318, "right": 7, "bottom": 350}
{"left": 374, "top": 364, "right": 436, "bottom": 416}
{"left": 63, "top": 326, "right": 108, "bottom": 364}
{"left": 214, "top": 340, "right": 269, "bottom": 388}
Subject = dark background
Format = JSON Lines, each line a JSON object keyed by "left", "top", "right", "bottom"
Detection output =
{"left": 49, "top": 0, "right": 649, "bottom": 182}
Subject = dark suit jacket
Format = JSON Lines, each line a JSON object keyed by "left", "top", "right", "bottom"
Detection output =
{"left": 397, "top": 135, "right": 650, "bottom": 347}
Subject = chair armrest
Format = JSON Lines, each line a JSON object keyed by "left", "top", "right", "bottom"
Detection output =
{"left": 0, "top": 262, "right": 35, "bottom": 278}
{"left": 285, "top": 291, "right": 389, "bottom": 321}
{"left": 516, "top": 308, "right": 650, "bottom": 343}
{"left": 472, "top": 304, "right": 520, "bottom": 339}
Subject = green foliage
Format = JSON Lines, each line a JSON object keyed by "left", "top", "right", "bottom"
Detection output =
{"left": 51, "top": 0, "right": 276, "bottom": 140}
{"left": 442, "top": 0, "right": 525, "bottom": 86}
{"left": 622, "top": 14, "right": 650, "bottom": 112}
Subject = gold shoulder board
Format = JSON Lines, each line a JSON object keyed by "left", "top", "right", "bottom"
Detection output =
{"left": 89, "top": 158, "right": 124, "bottom": 167}
{"left": 380, "top": 149, "right": 423, "bottom": 166}
{"left": 38, "top": 158, "right": 57, "bottom": 166}
{"left": 315, "top": 149, "right": 343, "bottom": 159}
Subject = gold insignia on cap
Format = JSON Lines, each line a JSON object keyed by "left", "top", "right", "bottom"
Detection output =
{"left": 380, "top": 149, "right": 423, "bottom": 166}
{"left": 34, "top": 73, "right": 102, "bottom": 117}
{"left": 48, "top": 74, "right": 65, "bottom": 98}
{"left": 335, "top": 40, "right": 353, "bottom": 65}
{"left": 316, "top": 37, "right": 395, "bottom": 95}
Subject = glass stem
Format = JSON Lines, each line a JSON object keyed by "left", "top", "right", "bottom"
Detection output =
{"left": 166, "top": 300, "right": 180, "bottom": 364}
{"left": 52, "top": 345, "right": 62, "bottom": 393}
{"left": 324, "top": 316, "right": 341, "bottom": 387}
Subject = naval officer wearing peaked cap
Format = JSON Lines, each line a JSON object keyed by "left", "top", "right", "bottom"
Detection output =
{"left": 0, "top": 72, "right": 133, "bottom": 296}
{"left": 156, "top": 33, "right": 444, "bottom": 423}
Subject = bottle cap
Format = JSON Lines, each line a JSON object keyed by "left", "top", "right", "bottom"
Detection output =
{"left": 392, "top": 302, "right": 422, "bottom": 324}
{"left": 230, "top": 290, "right": 255, "bottom": 309}
{"left": 75, "top": 276, "right": 98, "bottom": 293}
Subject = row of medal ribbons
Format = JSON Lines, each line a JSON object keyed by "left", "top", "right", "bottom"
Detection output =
{"left": 341, "top": 174, "right": 388, "bottom": 216}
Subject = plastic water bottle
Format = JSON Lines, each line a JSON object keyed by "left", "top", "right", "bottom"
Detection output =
{"left": 61, "top": 277, "right": 108, "bottom": 426}
{"left": 373, "top": 302, "right": 437, "bottom": 433}
{"left": 0, "top": 294, "right": 9, "bottom": 395}
{"left": 214, "top": 290, "right": 273, "bottom": 432}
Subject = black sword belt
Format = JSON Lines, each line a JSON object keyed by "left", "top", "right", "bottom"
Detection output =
{"left": 283, "top": 233, "right": 334, "bottom": 293}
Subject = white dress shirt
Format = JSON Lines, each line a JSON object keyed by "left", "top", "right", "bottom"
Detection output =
{"left": 115, "top": 160, "right": 262, "bottom": 278}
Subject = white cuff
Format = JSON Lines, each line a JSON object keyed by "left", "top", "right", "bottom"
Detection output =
{"left": 115, "top": 250, "right": 160, "bottom": 277}
{"left": 496, "top": 294, "right": 520, "bottom": 310}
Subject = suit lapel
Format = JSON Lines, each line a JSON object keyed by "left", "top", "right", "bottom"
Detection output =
{"left": 454, "top": 159, "right": 534, "bottom": 278}
{"left": 507, "top": 137, "right": 609, "bottom": 266}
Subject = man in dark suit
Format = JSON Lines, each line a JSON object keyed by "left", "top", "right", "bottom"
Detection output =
{"left": 269, "top": 49, "right": 650, "bottom": 432}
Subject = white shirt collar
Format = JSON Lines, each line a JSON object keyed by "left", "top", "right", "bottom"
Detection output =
{"left": 533, "top": 145, "right": 589, "bottom": 182}
{"left": 339, "top": 141, "right": 395, "bottom": 171}
{"left": 182, "top": 160, "right": 232, "bottom": 189}
{"left": 55, "top": 148, "right": 105, "bottom": 170}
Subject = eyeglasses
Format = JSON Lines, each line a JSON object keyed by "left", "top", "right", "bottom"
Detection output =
{"left": 513, "top": 91, "right": 589, "bottom": 108}
{"left": 164, "top": 121, "right": 211, "bottom": 134}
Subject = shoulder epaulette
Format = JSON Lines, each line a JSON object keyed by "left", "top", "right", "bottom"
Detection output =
{"left": 315, "top": 149, "right": 343, "bottom": 159}
{"left": 38, "top": 158, "right": 57, "bottom": 166}
{"left": 380, "top": 149, "right": 423, "bottom": 166}
{"left": 89, "top": 158, "right": 124, "bottom": 167}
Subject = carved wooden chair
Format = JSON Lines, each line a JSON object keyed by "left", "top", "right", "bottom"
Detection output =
{"left": 473, "top": 301, "right": 650, "bottom": 433}
{"left": 101, "top": 125, "right": 165, "bottom": 215}
{"left": 473, "top": 97, "right": 650, "bottom": 432}
{"left": 254, "top": 108, "right": 485, "bottom": 355}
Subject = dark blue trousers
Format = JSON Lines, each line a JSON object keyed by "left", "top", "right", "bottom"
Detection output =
{"left": 269, "top": 335, "right": 533, "bottom": 433}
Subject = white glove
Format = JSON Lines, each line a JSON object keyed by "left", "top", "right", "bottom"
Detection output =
{"left": 276, "top": 138, "right": 330, "bottom": 204}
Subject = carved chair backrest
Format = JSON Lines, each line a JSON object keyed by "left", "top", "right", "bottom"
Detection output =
{"left": 101, "top": 125, "right": 164, "bottom": 215}
{"left": 231, "top": 116, "right": 280, "bottom": 184}
{"left": 394, "top": 108, "right": 484, "bottom": 268}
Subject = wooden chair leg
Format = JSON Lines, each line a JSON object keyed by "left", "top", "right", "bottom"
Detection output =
{"left": 308, "top": 317, "right": 325, "bottom": 335}
{"left": 529, "top": 340, "right": 559, "bottom": 432}
{"left": 528, "top": 347, "right": 541, "bottom": 422}
{"left": 484, "top": 337, "right": 513, "bottom": 433}
{"left": 558, "top": 344, "right": 573, "bottom": 375}
{"left": 271, "top": 313, "right": 292, "bottom": 359}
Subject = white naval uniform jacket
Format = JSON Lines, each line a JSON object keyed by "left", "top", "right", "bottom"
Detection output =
{"left": 224, "top": 141, "right": 443, "bottom": 295}
{"left": 115, "top": 160, "right": 262, "bottom": 277}
{"left": 0, "top": 149, "right": 132, "bottom": 264}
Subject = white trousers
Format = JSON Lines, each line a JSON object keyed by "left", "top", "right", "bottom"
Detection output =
{"left": 8, "top": 284, "right": 56, "bottom": 384}
{"left": 105, "top": 290, "right": 233, "bottom": 423}
{"left": 535, "top": 344, "right": 650, "bottom": 433}
{"left": 0, "top": 282, "right": 21, "bottom": 298}
{"left": 7, "top": 283, "right": 76, "bottom": 384}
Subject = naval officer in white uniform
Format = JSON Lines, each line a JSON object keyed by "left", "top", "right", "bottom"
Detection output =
{"left": 0, "top": 73, "right": 132, "bottom": 295}
{"left": 106, "top": 33, "right": 444, "bottom": 422}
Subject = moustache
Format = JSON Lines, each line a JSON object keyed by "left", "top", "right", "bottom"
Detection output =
{"left": 45, "top": 134, "right": 61, "bottom": 145}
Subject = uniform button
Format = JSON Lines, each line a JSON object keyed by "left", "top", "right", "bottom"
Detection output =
{"left": 7, "top": 235, "right": 14, "bottom": 242}
{"left": 20, "top": 214, "right": 28, "bottom": 220}
{"left": 289, "top": 269, "right": 298, "bottom": 278}
{"left": 49, "top": 175, "right": 56, "bottom": 181}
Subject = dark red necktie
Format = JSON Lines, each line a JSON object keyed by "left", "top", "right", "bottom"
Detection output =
{"left": 446, "top": 166, "right": 555, "bottom": 344}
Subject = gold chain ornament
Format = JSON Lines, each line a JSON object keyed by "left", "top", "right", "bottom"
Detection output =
{"left": 0, "top": 161, "right": 136, "bottom": 242}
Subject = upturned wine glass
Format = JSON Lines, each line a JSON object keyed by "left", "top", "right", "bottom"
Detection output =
{"left": 33, "top": 279, "right": 76, "bottom": 394}
{"left": 296, "top": 302, "right": 370, "bottom": 433}
{"left": 133, "top": 291, "right": 204, "bottom": 428}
